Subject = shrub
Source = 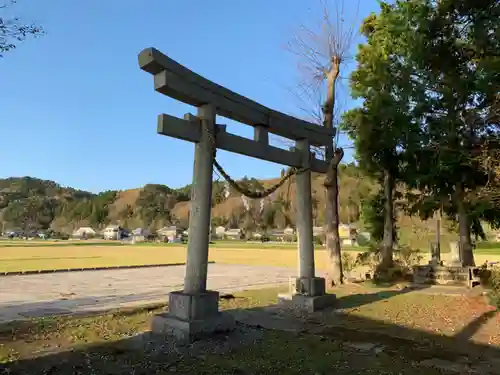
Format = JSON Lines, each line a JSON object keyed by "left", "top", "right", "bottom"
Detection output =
{"left": 342, "top": 252, "right": 357, "bottom": 273}
{"left": 356, "top": 233, "right": 371, "bottom": 247}
{"left": 487, "top": 266, "right": 500, "bottom": 309}
{"left": 355, "top": 244, "right": 382, "bottom": 271}
{"left": 394, "top": 245, "right": 423, "bottom": 273}
{"left": 355, "top": 244, "right": 422, "bottom": 283}
{"left": 476, "top": 241, "right": 500, "bottom": 250}
{"left": 260, "top": 235, "right": 270, "bottom": 243}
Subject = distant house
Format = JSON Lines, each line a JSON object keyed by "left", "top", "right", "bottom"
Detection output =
{"left": 340, "top": 224, "right": 358, "bottom": 246}
{"left": 132, "top": 228, "right": 149, "bottom": 236}
{"left": 251, "top": 232, "right": 263, "bottom": 240}
{"left": 103, "top": 225, "right": 128, "bottom": 240}
{"left": 214, "top": 226, "right": 226, "bottom": 238}
{"left": 224, "top": 228, "right": 243, "bottom": 240}
{"left": 312, "top": 224, "right": 359, "bottom": 246}
{"left": 313, "top": 226, "right": 324, "bottom": 237}
{"left": 131, "top": 228, "right": 150, "bottom": 243}
{"left": 157, "top": 226, "right": 184, "bottom": 242}
{"left": 72, "top": 227, "right": 96, "bottom": 239}
{"left": 269, "top": 228, "right": 295, "bottom": 242}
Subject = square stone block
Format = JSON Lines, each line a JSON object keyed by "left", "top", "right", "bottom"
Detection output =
{"left": 151, "top": 311, "right": 236, "bottom": 342}
{"left": 278, "top": 293, "right": 336, "bottom": 313}
{"left": 291, "top": 277, "right": 326, "bottom": 297}
{"left": 168, "top": 290, "right": 219, "bottom": 321}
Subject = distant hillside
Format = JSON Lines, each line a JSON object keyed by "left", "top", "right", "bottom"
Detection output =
{"left": 0, "top": 164, "right": 464, "bottom": 248}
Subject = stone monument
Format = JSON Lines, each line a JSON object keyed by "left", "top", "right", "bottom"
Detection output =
{"left": 429, "top": 242, "right": 442, "bottom": 266}
{"left": 448, "top": 241, "right": 463, "bottom": 267}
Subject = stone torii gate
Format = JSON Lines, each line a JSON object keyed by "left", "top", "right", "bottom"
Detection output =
{"left": 138, "top": 47, "right": 337, "bottom": 341}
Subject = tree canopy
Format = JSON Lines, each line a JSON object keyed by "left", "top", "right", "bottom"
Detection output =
{"left": 345, "top": 0, "right": 500, "bottom": 266}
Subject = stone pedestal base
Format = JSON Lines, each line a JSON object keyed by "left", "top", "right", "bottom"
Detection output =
{"left": 151, "top": 290, "right": 235, "bottom": 342}
{"left": 278, "top": 293, "right": 337, "bottom": 313}
{"left": 290, "top": 276, "right": 326, "bottom": 296}
{"left": 279, "top": 277, "right": 336, "bottom": 312}
{"left": 429, "top": 260, "right": 443, "bottom": 267}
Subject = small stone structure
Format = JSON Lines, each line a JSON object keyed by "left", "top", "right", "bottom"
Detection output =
{"left": 413, "top": 241, "right": 480, "bottom": 287}
{"left": 413, "top": 264, "right": 478, "bottom": 287}
{"left": 138, "top": 47, "right": 336, "bottom": 342}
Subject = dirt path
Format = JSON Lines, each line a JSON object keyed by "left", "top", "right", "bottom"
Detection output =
{"left": 0, "top": 264, "right": 295, "bottom": 323}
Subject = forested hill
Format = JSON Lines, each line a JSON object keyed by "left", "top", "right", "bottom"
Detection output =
{"left": 0, "top": 165, "right": 369, "bottom": 232}
{"left": 0, "top": 165, "right": 457, "bottom": 247}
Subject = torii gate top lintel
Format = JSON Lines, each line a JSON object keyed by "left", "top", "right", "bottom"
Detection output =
{"left": 138, "top": 48, "right": 335, "bottom": 173}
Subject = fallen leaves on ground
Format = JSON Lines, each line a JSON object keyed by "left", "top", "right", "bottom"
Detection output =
{"left": 330, "top": 284, "right": 500, "bottom": 346}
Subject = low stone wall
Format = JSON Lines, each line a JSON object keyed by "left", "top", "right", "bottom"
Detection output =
{"left": 413, "top": 264, "right": 478, "bottom": 287}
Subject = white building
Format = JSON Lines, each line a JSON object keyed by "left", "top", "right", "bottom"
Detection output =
{"left": 103, "top": 225, "right": 128, "bottom": 240}
{"left": 225, "top": 228, "right": 243, "bottom": 240}
{"left": 214, "top": 226, "right": 226, "bottom": 238}
{"left": 72, "top": 227, "right": 96, "bottom": 238}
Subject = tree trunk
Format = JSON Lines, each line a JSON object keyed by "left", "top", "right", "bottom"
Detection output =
{"left": 324, "top": 149, "right": 344, "bottom": 286}
{"left": 381, "top": 168, "right": 395, "bottom": 268}
{"left": 455, "top": 182, "right": 475, "bottom": 266}
{"left": 322, "top": 56, "right": 343, "bottom": 286}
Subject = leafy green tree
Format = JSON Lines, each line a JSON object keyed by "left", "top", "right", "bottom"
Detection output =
{"left": 347, "top": 0, "right": 500, "bottom": 268}
{"left": 261, "top": 203, "right": 277, "bottom": 231}
{"left": 400, "top": 0, "right": 500, "bottom": 265}
{"left": 342, "top": 2, "right": 420, "bottom": 268}
{"left": 136, "top": 184, "right": 174, "bottom": 228}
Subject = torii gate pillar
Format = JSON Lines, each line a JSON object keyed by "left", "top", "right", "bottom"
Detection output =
{"left": 151, "top": 104, "right": 235, "bottom": 341}
{"left": 278, "top": 139, "right": 336, "bottom": 312}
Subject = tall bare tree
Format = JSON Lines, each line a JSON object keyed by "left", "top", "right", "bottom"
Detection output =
{"left": 287, "top": 0, "right": 359, "bottom": 285}
{"left": 0, "top": 0, "right": 43, "bottom": 57}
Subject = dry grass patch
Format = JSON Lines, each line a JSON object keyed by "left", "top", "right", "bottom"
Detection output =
{"left": 331, "top": 284, "right": 500, "bottom": 347}
{"left": 0, "top": 244, "right": 358, "bottom": 273}
{"left": 0, "top": 286, "right": 488, "bottom": 375}
{"left": 0, "top": 241, "right": 498, "bottom": 273}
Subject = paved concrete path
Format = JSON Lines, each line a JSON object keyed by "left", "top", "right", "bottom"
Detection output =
{"left": 0, "top": 264, "right": 296, "bottom": 323}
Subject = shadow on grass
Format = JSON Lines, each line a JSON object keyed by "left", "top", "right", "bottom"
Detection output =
{"left": 0, "top": 302, "right": 168, "bottom": 342}
{"left": 336, "top": 284, "right": 430, "bottom": 309}
{"left": 453, "top": 309, "right": 499, "bottom": 341}
{"left": 1, "top": 297, "right": 499, "bottom": 374}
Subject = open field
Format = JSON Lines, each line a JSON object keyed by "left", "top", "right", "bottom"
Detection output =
{"left": 0, "top": 241, "right": 499, "bottom": 273}
{"left": 1, "top": 285, "right": 499, "bottom": 374}
{"left": 0, "top": 239, "right": 340, "bottom": 250}
{"left": 3, "top": 238, "right": 500, "bottom": 251}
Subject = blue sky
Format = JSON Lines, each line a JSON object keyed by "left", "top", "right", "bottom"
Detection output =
{"left": 0, "top": 0, "right": 382, "bottom": 193}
